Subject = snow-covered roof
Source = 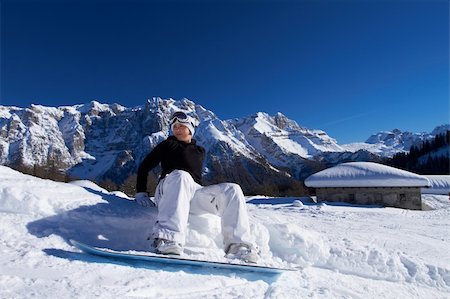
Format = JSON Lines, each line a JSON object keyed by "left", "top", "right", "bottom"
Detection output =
{"left": 422, "top": 175, "right": 450, "bottom": 195}
{"left": 305, "top": 162, "right": 430, "bottom": 188}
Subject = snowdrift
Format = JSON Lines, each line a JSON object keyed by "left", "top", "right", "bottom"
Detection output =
{"left": 1, "top": 166, "right": 449, "bottom": 298}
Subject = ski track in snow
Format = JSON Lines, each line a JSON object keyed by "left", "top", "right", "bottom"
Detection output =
{"left": 1, "top": 166, "right": 450, "bottom": 298}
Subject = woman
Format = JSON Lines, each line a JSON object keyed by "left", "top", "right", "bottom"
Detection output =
{"left": 135, "top": 111, "right": 258, "bottom": 263}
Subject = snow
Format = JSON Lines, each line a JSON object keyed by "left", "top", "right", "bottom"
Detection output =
{"left": 305, "top": 162, "right": 431, "bottom": 188}
{"left": 232, "top": 112, "right": 344, "bottom": 161}
{"left": 0, "top": 106, "right": 15, "bottom": 118}
{"left": 68, "top": 180, "right": 110, "bottom": 193}
{"left": 1, "top": 165, "right": 450, "bottom": 298}
{"left": 422, "top": 175, "right": 450, "bottom": 195}
{"left": 77, "top": 101, "right": 115, "bottom": 115}
{"left": 342, "top": 126, "right": 449, "bottom": 158}
{"left": 341, "top": 142, "right": 403, "bottom": 158}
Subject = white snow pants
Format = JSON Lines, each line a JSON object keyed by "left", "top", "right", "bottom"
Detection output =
{"left": 152, "top": 170, "right": 254, "bottom": 249}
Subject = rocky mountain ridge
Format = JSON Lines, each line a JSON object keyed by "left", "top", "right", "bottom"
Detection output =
{"left": 0, "top": 98, "right": 447, "bottom": 194}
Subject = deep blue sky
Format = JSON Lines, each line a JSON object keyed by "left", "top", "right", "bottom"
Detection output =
{"left": 1, "top": 0, "right": 448, "bottom": 143}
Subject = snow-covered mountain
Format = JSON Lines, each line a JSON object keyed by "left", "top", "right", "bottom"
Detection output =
{"left": 342, "top": 125, "right": 450, "bottom": 158}
{"left": 230, "top": 112, "right": 345, "bottom": 179}
{"left": 0, "top": 99, "right": 295, "bottom": 190}
{"left": 0, "top": 98, "right": 447, "bottom": 188}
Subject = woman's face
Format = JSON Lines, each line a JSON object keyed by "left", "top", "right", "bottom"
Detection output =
{"left": 172, "top": 123, "right": 192, "bottom": 143}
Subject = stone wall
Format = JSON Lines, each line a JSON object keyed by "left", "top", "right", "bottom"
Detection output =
{"left": 315, "top": 187, "right": 422, "bottom": 210}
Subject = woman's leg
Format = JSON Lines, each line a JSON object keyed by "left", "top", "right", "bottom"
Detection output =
{"left": 152, "top": 170, "right": 201, "bottom": 245}
{"left": 190, "top": 183, "right": 254, "bottom": 249}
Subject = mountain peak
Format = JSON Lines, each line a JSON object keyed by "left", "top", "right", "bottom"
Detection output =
{"left": 431, "top": 124, "right": 450, "bottom": 136}
{"left": 77, "top": 100, "right": 117, "bottom": 116}
{"left": 0, "top": 98, "right": 446, "bottom": 186}
{"left": 273, "top": 112, "right": 303, "bottom": 131}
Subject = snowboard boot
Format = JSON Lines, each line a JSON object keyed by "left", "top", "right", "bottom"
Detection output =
{"left": 154, "top": 238, "right": 183, "bottom": 255}
{"left": 225, "top": 243, "right": 259, "bottom": 263}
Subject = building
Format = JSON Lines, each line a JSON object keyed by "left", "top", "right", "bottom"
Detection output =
{"left": 304, "top": 162, "right": 431, "bottom": 210}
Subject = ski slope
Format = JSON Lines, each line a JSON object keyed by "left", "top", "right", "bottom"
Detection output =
{"left": 0, "top": 166, "right": 449, "bottom": 298}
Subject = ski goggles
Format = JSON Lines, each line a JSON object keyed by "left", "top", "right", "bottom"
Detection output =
{"left": 170, "top": 111, "right": 198, "bottom": 127}
{"left": 170, "top": 111, "right": 189, "bottom": 124}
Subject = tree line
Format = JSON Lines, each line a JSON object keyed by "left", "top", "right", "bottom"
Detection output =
{"left": 9, "top": 163, "right": 311, "bottom": 198}
{"left": 10, "top": 131, "right": 448, "bottom": 197}
{"left": 386, "top": 131, "right": 450, "bottom": 175}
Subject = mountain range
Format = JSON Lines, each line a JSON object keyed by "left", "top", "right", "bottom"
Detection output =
{"left": 0, "top": 98, "right": 448, "bottom": 194}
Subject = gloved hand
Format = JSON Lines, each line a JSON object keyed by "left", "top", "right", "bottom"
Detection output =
{"left": 135, "top": 192, "right": 156, "bottom": 208}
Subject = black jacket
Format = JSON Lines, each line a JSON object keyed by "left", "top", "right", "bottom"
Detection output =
{"left": 136, "top": 136, "right": 205, "bottom": 193}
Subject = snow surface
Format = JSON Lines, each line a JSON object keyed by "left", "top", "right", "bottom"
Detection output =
{"left": 1, "top": 166, "right": 449, "bottom": 298}
{"left": 305, "top": 162, "right": 431, "bottom": 188}
{"left": 422, "top": 175, "right": 450, "bottom": 195}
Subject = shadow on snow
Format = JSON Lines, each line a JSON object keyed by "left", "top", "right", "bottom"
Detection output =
{"left": 42, "top": 248, "right": 279, "bottom": 283}
{"left": 27, "top": 187, "right": 156, "bottom": 252}
{"left": 26, "top": 188, "right": 280, "bottom": 282}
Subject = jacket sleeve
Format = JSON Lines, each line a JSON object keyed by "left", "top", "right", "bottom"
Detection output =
{"left": 135, "top": 141, "right": 165, "bottom": 193}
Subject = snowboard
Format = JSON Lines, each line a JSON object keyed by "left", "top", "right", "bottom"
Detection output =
{"left": 70, "top": 239, "right": 297, "bottom": 275}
